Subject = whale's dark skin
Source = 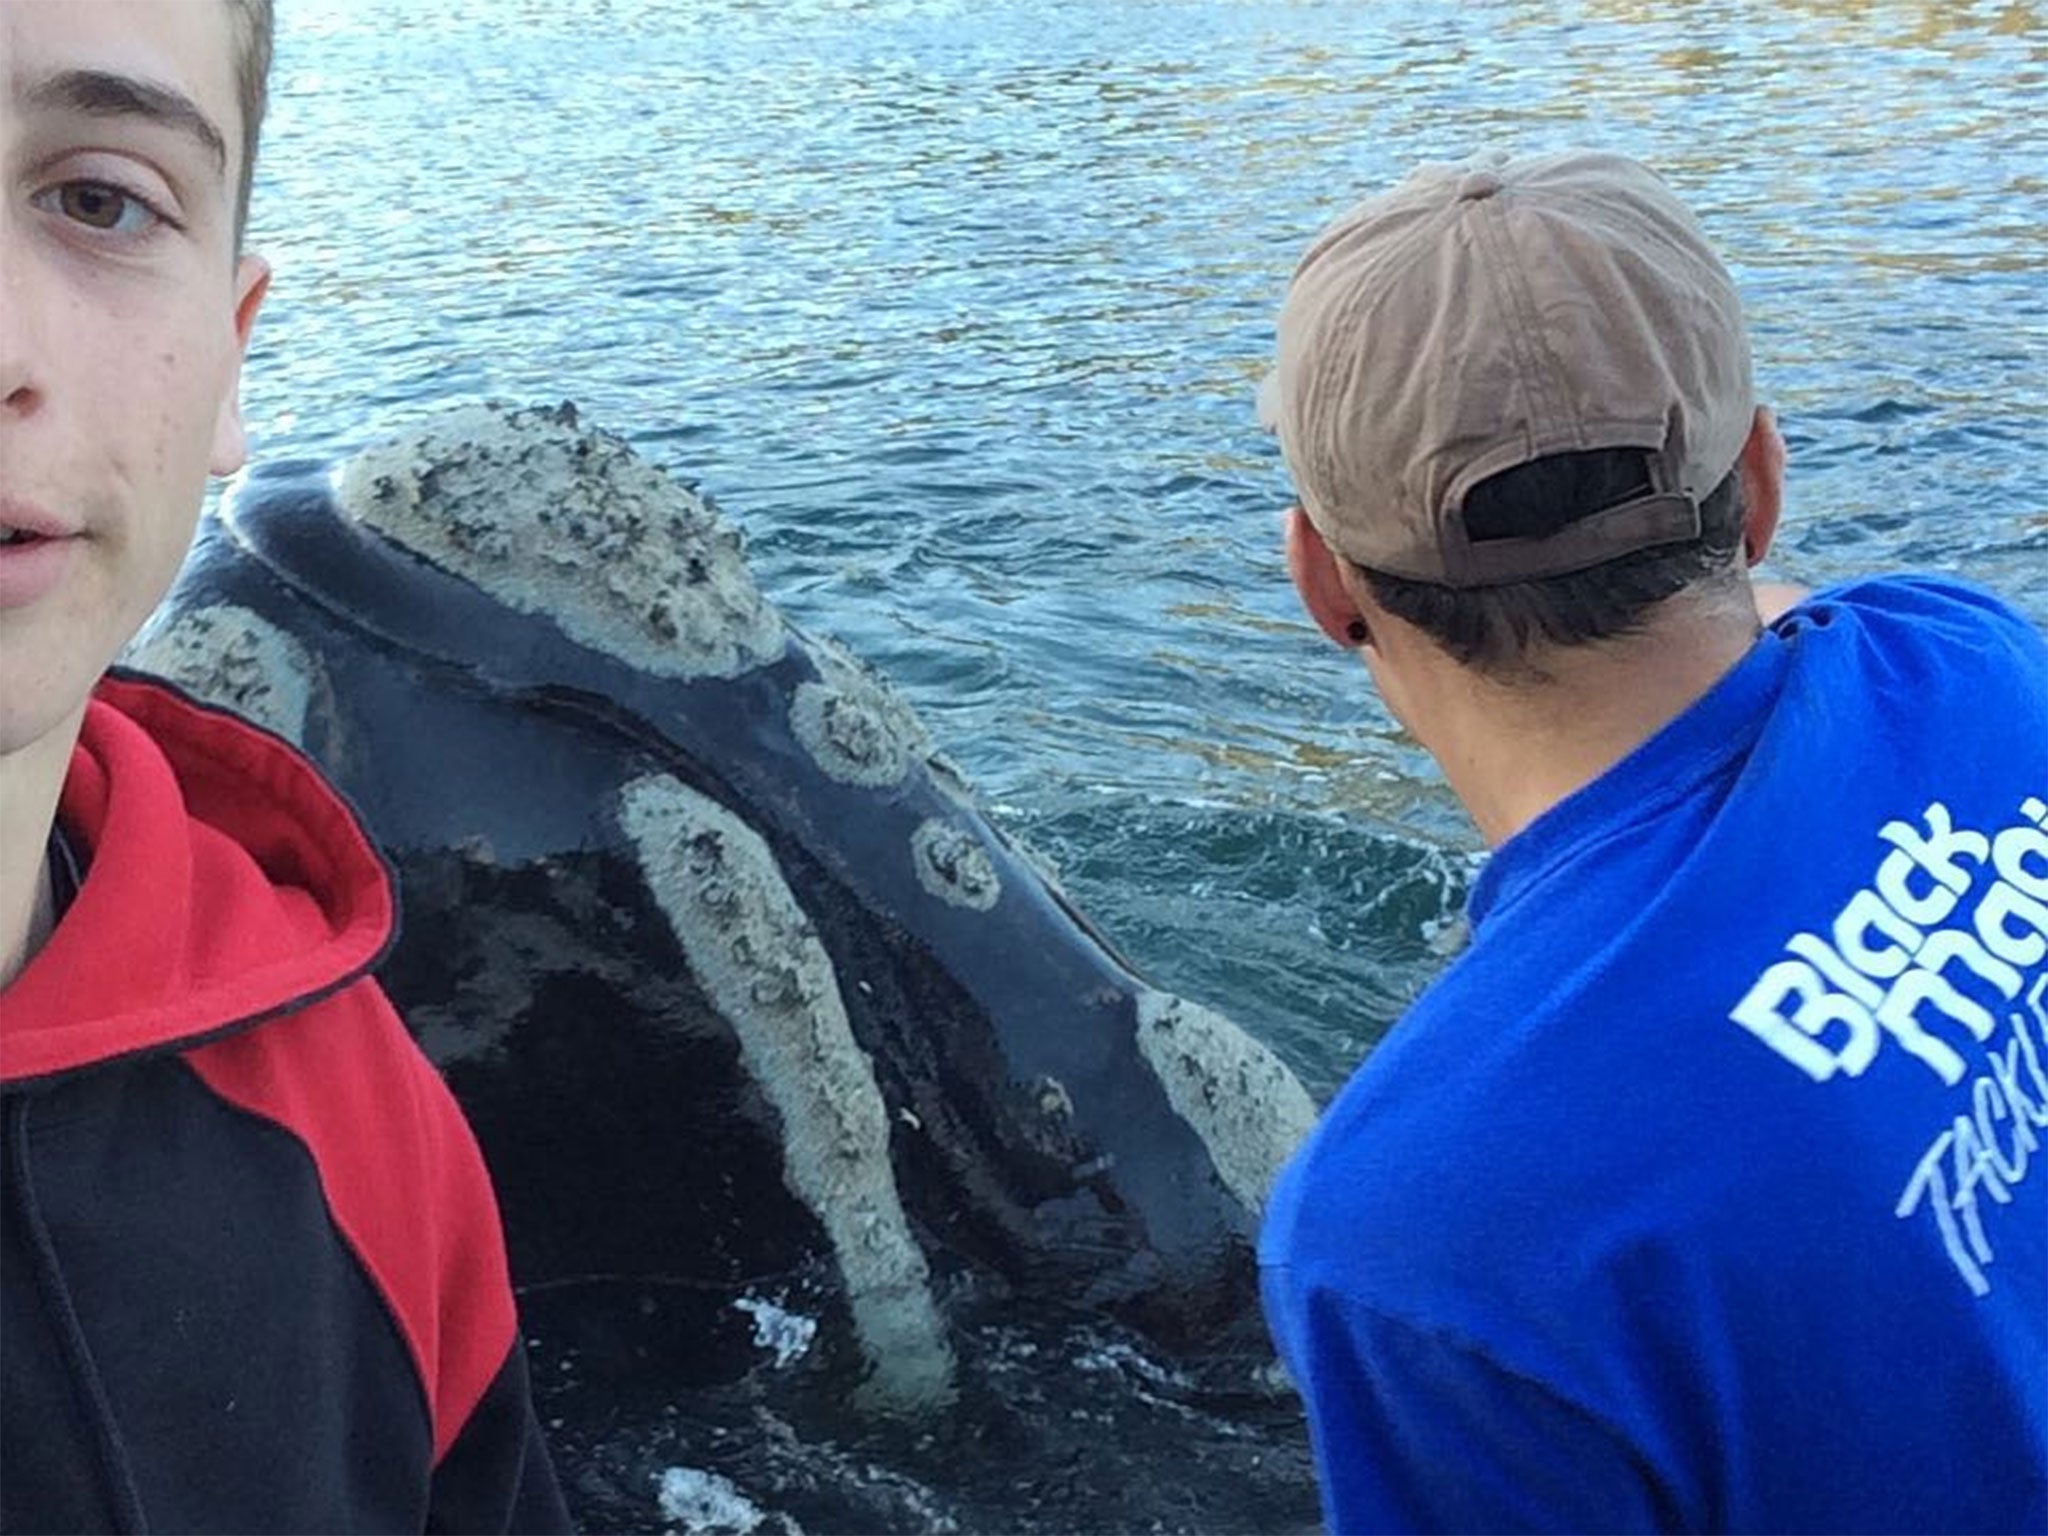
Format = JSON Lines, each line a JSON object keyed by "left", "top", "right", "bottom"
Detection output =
{"left": 137, "top": 407, "right": 1320, "bottom": 1530}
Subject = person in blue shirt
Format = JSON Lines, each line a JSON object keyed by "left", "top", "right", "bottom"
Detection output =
{"left": 1256, "top": 148, "right": 2047, "bottom": 1533}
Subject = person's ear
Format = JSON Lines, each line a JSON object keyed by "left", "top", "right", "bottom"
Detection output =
{"left": 1284, "top": 506, "right": 1371, "bottom": 650}
{"left": 209, "top": 254, "right": 273, "bottom": 478}
{"left": 1738, "top": 405, "right": 1785, "bottom": 566}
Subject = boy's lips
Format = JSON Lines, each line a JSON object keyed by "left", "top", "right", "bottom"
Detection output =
{"left": 0, "top": 497, "right": 81, "bottom": 539}
{"left": 0, "top": 501, "right": 83, "bottom": 610}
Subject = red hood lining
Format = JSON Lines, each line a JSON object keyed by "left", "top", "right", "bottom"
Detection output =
{"left": 1, "top": 673, "right": 396, "bottom": 1084}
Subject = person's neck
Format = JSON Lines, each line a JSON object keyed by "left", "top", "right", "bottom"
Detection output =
{"left": 1416, "top": 599, "right": 1762, "bottom": 849}
{"left": 1, "top": 705, "right": 87, "bottom": 992}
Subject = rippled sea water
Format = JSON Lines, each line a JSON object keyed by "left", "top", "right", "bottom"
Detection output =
{"left": 240, "top": 0, "right": 2047, "bottom": 1097}
{"left": 240, "top": 0, "right": 2048, "bottom": 1101}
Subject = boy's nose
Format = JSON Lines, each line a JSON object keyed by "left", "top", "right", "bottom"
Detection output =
{"left": 0, "top": 224, "right": 50, "bottom": 422}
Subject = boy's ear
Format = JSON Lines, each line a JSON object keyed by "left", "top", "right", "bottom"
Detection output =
{"left": 1738, "top": 405, "right": 1785, "bottom": 566}
{"left": 209, "top": 254, "right": 273, "bottom": 478}
{"left": 1284, "top": 505, "right": 1370, "bottom": 648}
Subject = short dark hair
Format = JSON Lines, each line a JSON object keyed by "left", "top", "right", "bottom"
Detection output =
{"left": 1357, "top": 449, "right": 1746, "bottom": 678}
{"left": 224, "top": 0, "right": 274, "bottom": 245}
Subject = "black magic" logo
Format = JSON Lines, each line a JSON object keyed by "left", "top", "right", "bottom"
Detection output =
{"left": 1728, "top": 797, "right": 2048, "bottom": 1297}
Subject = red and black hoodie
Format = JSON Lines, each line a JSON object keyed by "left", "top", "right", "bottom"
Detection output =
{"left": 0, "top": 674, "right": 569, "bottom": 1534}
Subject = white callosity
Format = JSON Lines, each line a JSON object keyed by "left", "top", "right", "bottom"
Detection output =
{"left": 910, "top": 819, "right": 1001, "bottom": 912}
{"left": 336, "top": 402, "right": 785, "bottom": 679}
{"left": 618, "top": 774, "right": 955, "bottom": 1409}
{"left": 124, "top": 602, "right": 317, "bottom": 747}
{"left": 1134, "top": 992, "right": 1319, "bottom": 1216}
{"left": 788, "top": 635, "right": 932, "bottom": 790}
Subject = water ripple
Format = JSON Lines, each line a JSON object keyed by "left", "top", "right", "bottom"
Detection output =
{"left": 239, "top": 0, "right": 2048, "bottom": 1094}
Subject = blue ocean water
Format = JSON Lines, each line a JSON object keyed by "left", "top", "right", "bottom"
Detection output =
{"left": 236, "top": 0, "right": 2046, "bottom": 1101}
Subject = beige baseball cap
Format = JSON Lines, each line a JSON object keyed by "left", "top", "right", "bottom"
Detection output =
{"left": 1260, "top": 150, "right": 1754, "bottom": 588}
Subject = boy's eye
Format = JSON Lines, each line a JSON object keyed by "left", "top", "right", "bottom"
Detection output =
{"left": 47, "top": 182, "right": 160, "bottom": 235}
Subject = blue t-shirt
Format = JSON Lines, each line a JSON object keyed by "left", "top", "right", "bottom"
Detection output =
{"left": 1261, "top": 575, "right": 2048, "bottom": 1534}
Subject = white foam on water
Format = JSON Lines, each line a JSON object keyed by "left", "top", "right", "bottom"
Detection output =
{"left": 654, "top": 1467, "right": 767, "bottom": 1535}
{"left": 733, "top": 1294, "right": 819, "bottom": 1369}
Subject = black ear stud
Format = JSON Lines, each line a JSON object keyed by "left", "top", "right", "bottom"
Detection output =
{"left": 1346, "top": 620, "right": 1369, "bottom": 645}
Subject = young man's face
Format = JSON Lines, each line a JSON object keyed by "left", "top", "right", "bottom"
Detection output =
{"left": 0, "top": 0, "right": 268, "bottom": 757}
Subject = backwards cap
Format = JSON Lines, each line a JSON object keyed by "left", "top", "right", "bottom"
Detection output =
{"left": 1260, "top": 150, "right": 1753, "bottom": 588}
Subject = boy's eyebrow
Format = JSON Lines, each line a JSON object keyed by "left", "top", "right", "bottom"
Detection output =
{"left": 25, "top": 69, "right": 228, "bottom": 175}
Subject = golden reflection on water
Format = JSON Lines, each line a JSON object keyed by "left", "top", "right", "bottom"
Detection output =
{"left": 1585, "top": 0, "right": 2040, "bottom": 38}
